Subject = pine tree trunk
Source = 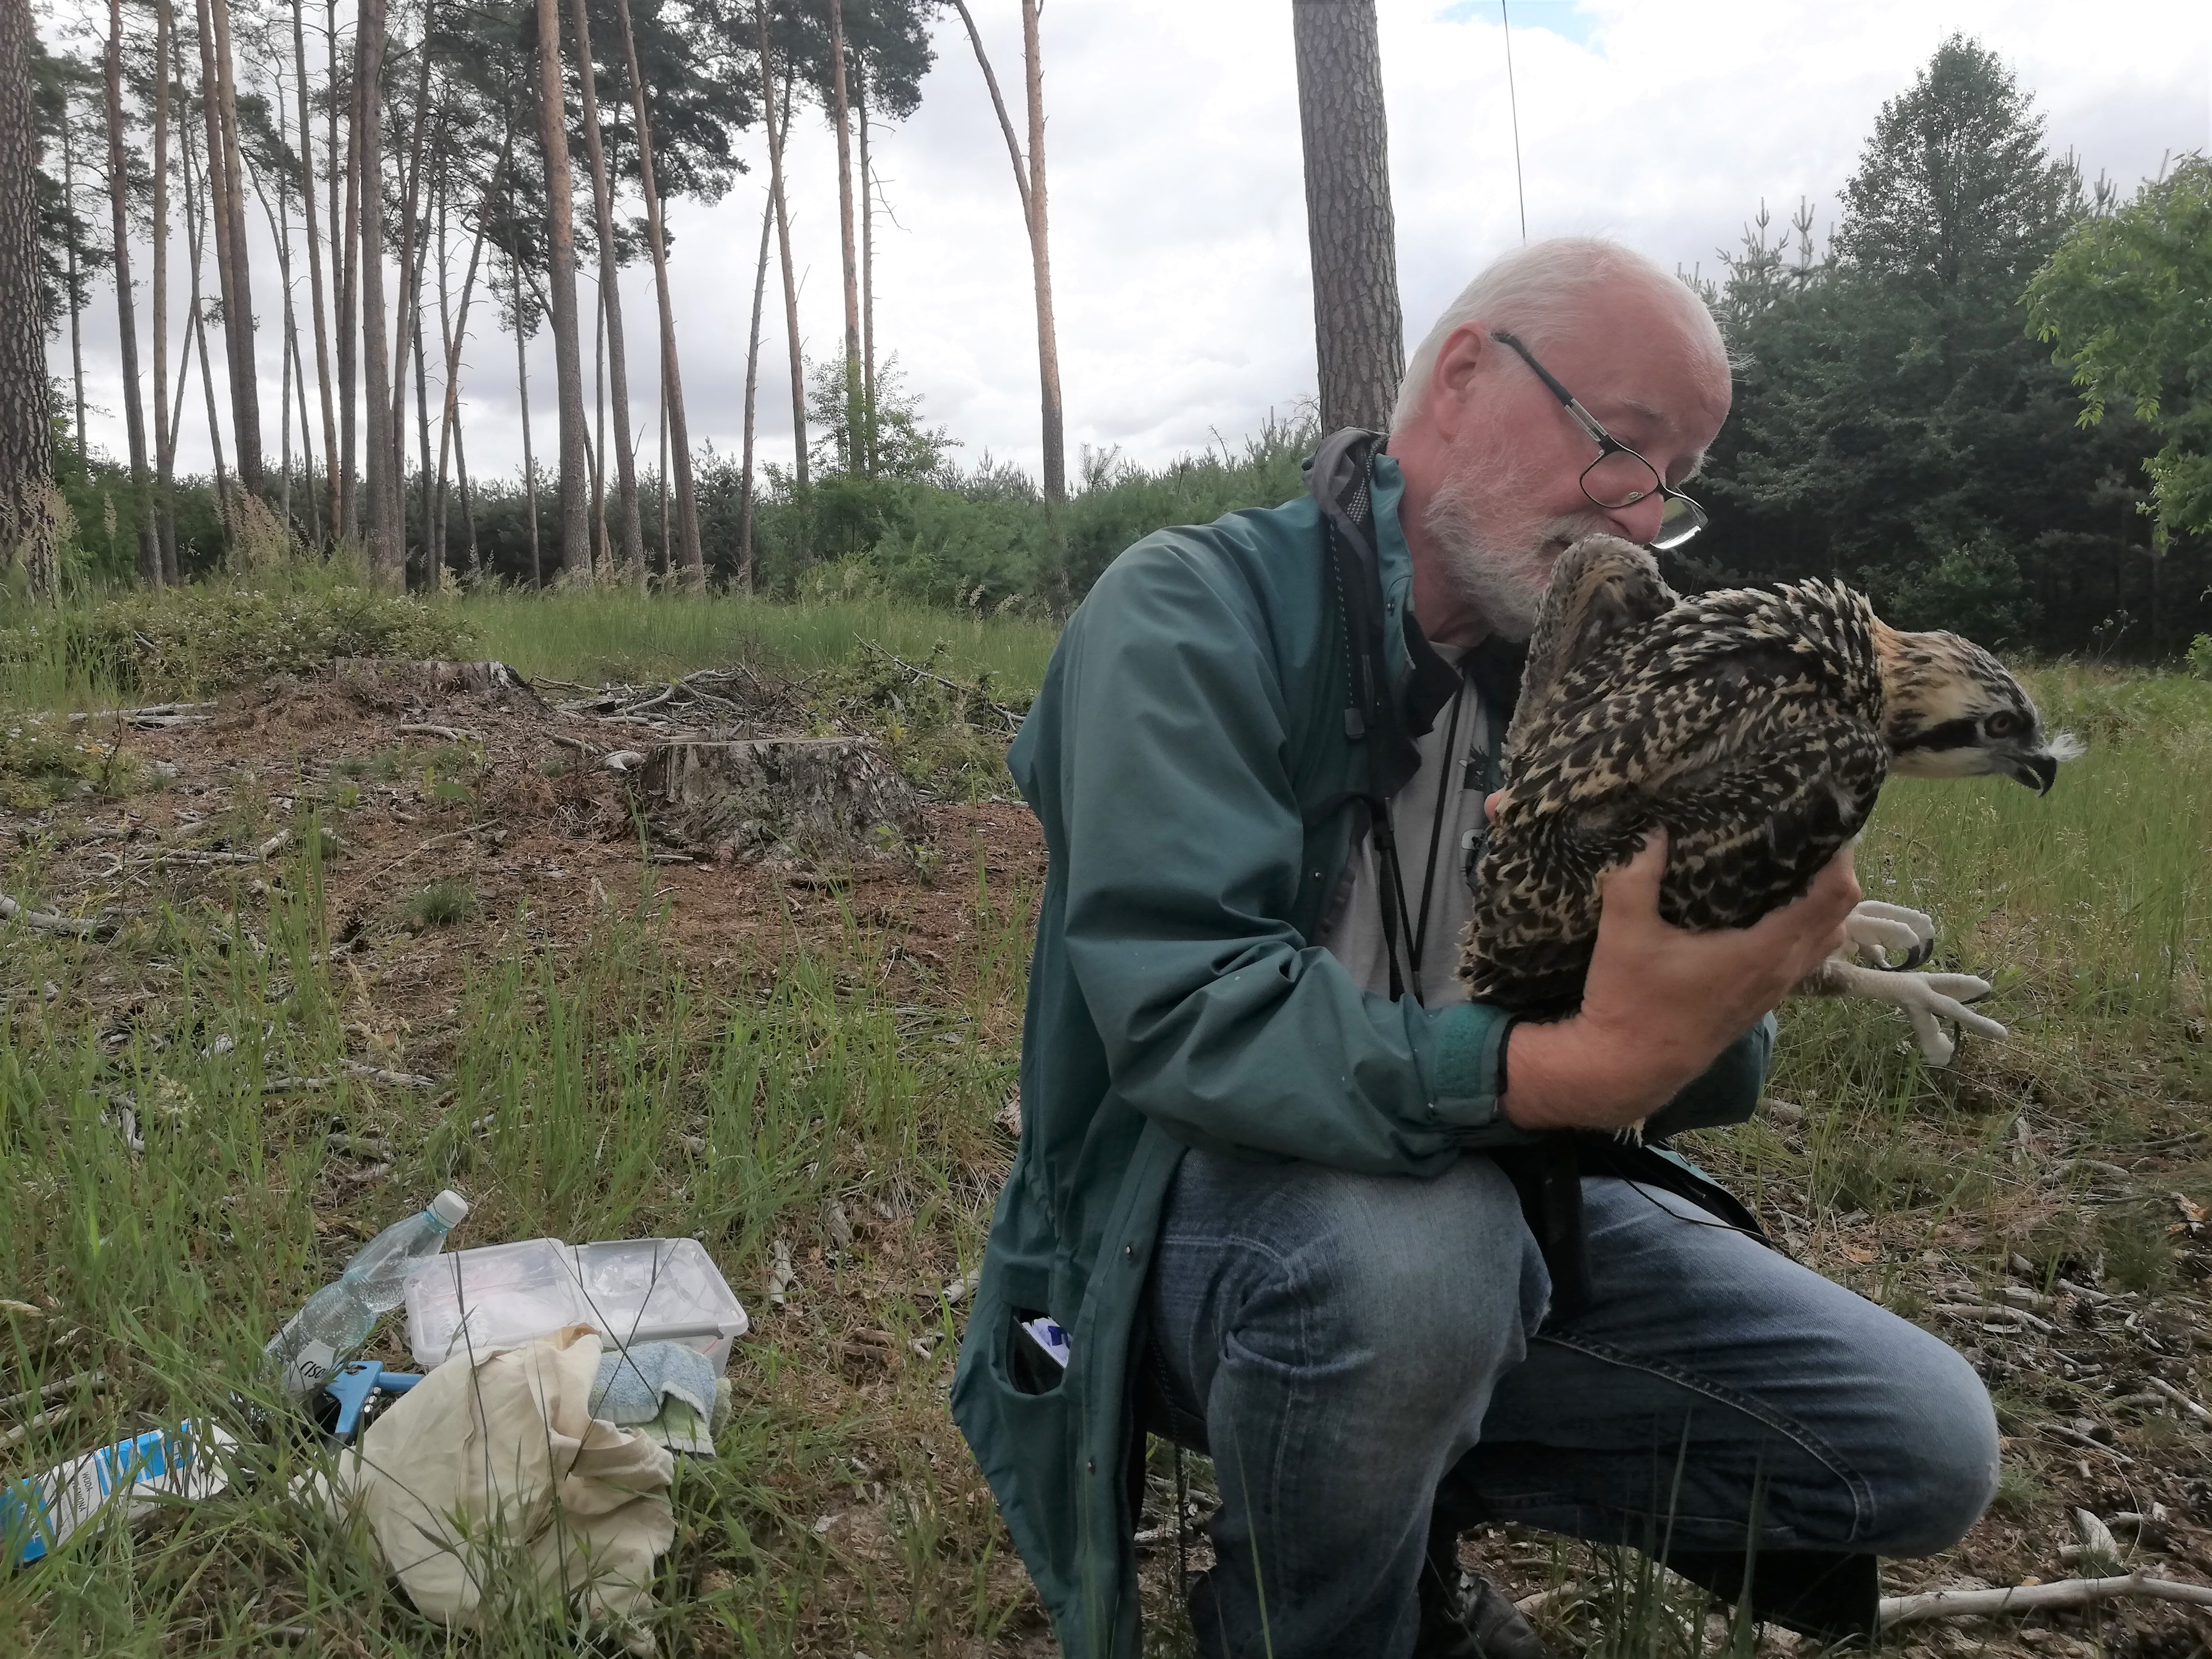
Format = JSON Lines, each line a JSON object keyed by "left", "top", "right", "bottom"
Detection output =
{"left": 737, "top": 181, "right": 772, "bottom": 591}
{"left": 431, "top": 165, "right": 451, "bottom": 576}
{"left": 266, "top": 161, "right": 296, "bottom": 527}
{"left": 1021, "top": 0, "right": 1062, "bottom": 500}
{"left": 293, "top": 0, "right": 339, "bottom": 545}
{"left": 858, "top": 60, "right": 874, "bottom": 478}
{"left": 333, "top": 0, "right": 356, "bottom": 538}
{"left": 827, "top": 0, "right": 862, "bottom": 476}
{"left": 0, "top": 0, "right": 57, "bottom": 598}
{"left": 412, "top": 263, "right": 433, "bottom": 588}
{"left": 152, "top": 0, "right": 179, "bottom": 580}
{"left": 357, "top": 0, "right": 401, "bottom": 587}
{"left": 386, "top": 18, "right": 434, "bottom": 536}
{"left": 950, "top": 0, "right": 1063, "bottom": 501}
{"left": 291, "top": 259, "right": 318, "bottom": 534}
{"left": 205, "top": 0, "right": 263, "bottom": 494}
{"left": 432, "top": 177, "right": 487, "bottom": 583}
{"left": 564, "top": 0, "right": 641, "bottom": 576}
{"left": 455, "top": 395, "right": 478, "bottom": 579}
{"left": 61, "top": 103, "right": 88, "bottom": 469}
{"left": 183, "top": 118, "right": 234, "bottom": 555}
{"left": 192, "top": 0, "right": 237, "bottom": 526}
{"left": 104, "top": 0, "right": 162, "bottom": 587}
{"left": 1290, "top": 0, "right": 1403, "bottom": 433}
{"left": 590, "top": 267, "right": 607, "bottom": 579}
{"left": 610, "top": 0, "right": 699, "bottom": 586}
{"left": 532, "top": 0, "right": 591, "bottom": 580}
{"left": 513, "top": 247, "right": 539, "bottom": 586}
{"left": 757, "top": 4, "right": 805, "bottom": 509}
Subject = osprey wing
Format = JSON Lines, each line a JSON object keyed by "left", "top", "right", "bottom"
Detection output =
{"left": 1462, "top": 601, "right": 1888, "bottom": 1017}
{"left": 1505, "top": 536, "right": 1678, "bottom": 772}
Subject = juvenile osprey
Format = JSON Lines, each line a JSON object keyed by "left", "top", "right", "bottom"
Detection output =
{"left": 1460, "top": 535, "right": 2078, "bottom": 1063}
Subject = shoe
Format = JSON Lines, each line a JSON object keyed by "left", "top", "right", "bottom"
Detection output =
{"left": 1414, "top": 1565, "right": 1550, "bottom": 1659}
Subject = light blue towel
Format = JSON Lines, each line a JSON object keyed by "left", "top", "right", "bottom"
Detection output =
{"left": 589, "top": 1341, "right": 716, "bottom": 1428}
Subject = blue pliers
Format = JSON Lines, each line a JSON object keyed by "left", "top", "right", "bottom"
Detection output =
{"left": 320, "top": 1360, "right": 421, "bottom": 1444}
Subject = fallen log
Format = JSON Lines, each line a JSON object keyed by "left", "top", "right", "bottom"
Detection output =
{"left": 1879, "top": 1572, "right": 2212, "bottom": 1625}
{"left": 640, "top": 737, "right": 926, "bottom": 868}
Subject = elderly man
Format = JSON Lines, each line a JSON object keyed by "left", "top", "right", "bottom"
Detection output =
{"left": 952, "top": 238, "right": 1998, "bottom": 1659}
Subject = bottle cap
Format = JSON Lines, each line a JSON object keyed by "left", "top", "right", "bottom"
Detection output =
{"left": 429, "top": 1190, "right": 469, "bottom": 1228}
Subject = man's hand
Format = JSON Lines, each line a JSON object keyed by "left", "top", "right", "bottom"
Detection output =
{"left": 1500, "top": 831, "right": 1860, "bottom": 1133}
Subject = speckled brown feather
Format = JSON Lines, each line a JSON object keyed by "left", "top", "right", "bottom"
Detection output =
{"left": 1460, "top": 537, "right": 1890, "bottom": 1018}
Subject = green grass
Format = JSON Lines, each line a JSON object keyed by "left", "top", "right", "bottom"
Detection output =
{"left": 3, "top": 619, "right": 2209, "bottom": 1654}
{"left": 0, "top": 828, "right": 1039, "bottom": 1654}
{"left": 454, "top": 587, "right": 1062, "bottom": 697}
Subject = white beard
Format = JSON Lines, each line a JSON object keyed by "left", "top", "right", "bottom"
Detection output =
{"left": 1422, "top": 469, "right": 1612, "bottom": 643}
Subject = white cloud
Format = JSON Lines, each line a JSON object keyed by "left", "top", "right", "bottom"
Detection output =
{"left": 55, "top": 0, "right": 2212, "bottom": 493}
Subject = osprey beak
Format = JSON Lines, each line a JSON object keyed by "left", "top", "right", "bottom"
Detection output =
{"left": 2009, "top": 752, "right": 2059, "bottom": 795}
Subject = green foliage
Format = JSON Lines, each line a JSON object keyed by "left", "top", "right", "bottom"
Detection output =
{"left": 1834, "top": 35, "right": 2080, "bottom": 300}
{"left": 0, "top": 575, "right": 477, "bottom": 699}
{"left": 0, "top": 713, "right": 155, "bottom": 812}
{"left": 1884, "top": 532, "right": 2038, "bottom": 644}
{"left": 2187, "top": 633, "right": 2212, "bottom": 680}
{"left": 805, "top": 353, "right": 959, "bottom": 484}
{"left": 2026, "top": 156, "right": 2212, "bottom": 541}
{"left": 1692, "top": 37, "right": 2208, "bottom": 658}
{"left": 403, "top": 878, "right": 477, "bottom": 930}
{"left": 806, "top": 640, "right": 1028, "bottom": 801}
{"left": 668, "top": 413, "right": 1315, "bottom": 613}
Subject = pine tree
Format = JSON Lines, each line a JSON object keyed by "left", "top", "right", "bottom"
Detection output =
{"left": 1290, "top": 0, "right": 1401, "bottom": 434}
{"left": 0, "top": 0, "right": 59, "bottom": 597}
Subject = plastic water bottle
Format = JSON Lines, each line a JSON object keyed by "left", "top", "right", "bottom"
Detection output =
{"left": 264, "top": 1190, "right": 469, "bottom": 1399}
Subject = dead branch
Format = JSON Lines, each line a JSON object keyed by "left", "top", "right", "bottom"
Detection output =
{"left": 0, "top": 1404, "right": 75, "bottom": 1451}
{"left": 0, "top": 1370, "right": 106, "bottom": 1417}
{"left": 2148, "top": 1376, "right": 2212, "bottom": 1424}
{"left": 341, "top": 1059, "right": 439, "bottom": 1088}
{"left": 397, "top": 721, "right": 480, "bottom": 742}
{"left": 0, "top": 894, "right": 102, "bottom": 938}
{"left": 67, "top": 702, "right": 216, "bottom": 728}
{"left": 857, "top": 638, "right": 1024, "bottom": 732}
{"left": 1932, "top": 1300, "right": 2059, "bottom": 1334}
{"left": 1513, "top": 1584, "right": 1587, "bottom": 1620}
{"left": 1880, "top": 1572, "right": 2212, "bottom": 1626}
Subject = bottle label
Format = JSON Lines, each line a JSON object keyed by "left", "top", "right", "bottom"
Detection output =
{"left": 281, "top": 1340, "right": 340, "bottom": 1397}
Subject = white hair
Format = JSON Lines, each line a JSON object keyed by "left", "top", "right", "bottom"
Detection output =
{"left": 1389, "top": 236, "right": 1725, "bottom": 433}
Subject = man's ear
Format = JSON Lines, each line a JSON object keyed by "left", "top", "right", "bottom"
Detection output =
{"left": 1427, "top": 325, "right": 1492, "bottom": 441}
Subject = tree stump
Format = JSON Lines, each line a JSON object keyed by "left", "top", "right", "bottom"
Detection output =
{"left": 329, "top": 659, "right": 548, "bottom": 711}
{"left": 640, "top": 738, "right": 927, "bottom": 868}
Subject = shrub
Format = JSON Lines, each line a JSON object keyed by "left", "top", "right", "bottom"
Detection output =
{"left": 2187, "top": 633, "right": 2212, "bottom": 680}
{"left": 0, "top": 716, "right": 155, "bottom": 812}
{"left": 0, "top": 580, "right": 477, "bottom": 697}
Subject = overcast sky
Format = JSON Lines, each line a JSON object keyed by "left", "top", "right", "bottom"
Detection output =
{"left": 52, "top": 0, "right": 2212, "bottom": 491}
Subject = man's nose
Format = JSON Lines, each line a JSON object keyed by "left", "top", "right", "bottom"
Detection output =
{"left": 1603, "top": 492, "right": 1668, "bottom": 546}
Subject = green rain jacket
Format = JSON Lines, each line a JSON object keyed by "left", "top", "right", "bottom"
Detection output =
{"left": 950, "top": 451, "right": 1774, "bottom": 1659}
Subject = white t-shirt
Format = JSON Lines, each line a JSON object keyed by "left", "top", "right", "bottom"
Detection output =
{"left": 1320, "top": 656, "right": 1495, "bottom": 1007}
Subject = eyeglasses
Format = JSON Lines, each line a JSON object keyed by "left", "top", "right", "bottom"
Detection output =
{"left": 1491, "top": 330, "right": 1709, "bottom": 551}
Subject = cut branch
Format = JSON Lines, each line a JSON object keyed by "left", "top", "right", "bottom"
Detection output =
{"left": 1880, "top": 1573, "right": 2212, "bottom": 1626}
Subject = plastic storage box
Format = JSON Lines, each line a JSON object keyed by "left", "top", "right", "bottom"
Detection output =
{"left": 405, "top": 1237, "right": 750, "bottom": 1374}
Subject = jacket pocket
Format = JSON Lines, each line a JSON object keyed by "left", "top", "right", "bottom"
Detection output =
{"left": 953, "top": 1270, "right": 1083, "bottom": 1622}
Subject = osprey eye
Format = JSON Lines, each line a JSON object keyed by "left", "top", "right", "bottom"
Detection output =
{"left": 1984, "top": 712, "right": 2021, "bottom": 738}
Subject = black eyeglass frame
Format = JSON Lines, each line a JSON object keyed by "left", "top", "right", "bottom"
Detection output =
{"left": 1490, "top": 329, "right": 1709, "bottom": 550}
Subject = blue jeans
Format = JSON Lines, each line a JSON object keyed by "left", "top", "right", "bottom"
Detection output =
{"left": 1143, "top": 1149, "right": 2000, "bottom": 1659}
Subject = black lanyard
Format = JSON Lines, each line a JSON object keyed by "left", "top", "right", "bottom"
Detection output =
{"left": 1378, "top": 666, "right": 1474, "bottom": 1008}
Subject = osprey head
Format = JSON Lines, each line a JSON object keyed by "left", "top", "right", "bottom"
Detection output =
{"left": 1873, "top": 625, "right": 2081, "bottom": 794}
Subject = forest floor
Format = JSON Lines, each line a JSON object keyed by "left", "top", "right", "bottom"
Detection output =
{"left": 0, "top": 649, "right": 2208, "bottom": 1658}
